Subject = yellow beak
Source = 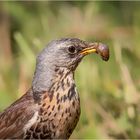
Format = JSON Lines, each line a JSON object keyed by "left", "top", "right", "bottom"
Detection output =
{"left": 80, "top": 47, "right": 96, "bottom": 55}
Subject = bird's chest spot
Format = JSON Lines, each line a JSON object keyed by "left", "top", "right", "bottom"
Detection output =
{"left": 37, "top": 79, "right": 81, "bottom": 138}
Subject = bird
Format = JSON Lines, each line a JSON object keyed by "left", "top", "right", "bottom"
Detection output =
{"left": 0, "top": 38, "right": 109, "bottom": 139}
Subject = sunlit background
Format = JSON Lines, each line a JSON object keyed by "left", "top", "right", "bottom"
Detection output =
{"left": 0, "top": 1, "right": 140, "bottom": 139}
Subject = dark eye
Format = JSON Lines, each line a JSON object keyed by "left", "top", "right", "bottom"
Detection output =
{"left": 68, "top": 46, "right": 77, "bottom": 54}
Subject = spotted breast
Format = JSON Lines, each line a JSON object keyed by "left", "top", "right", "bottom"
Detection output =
{"left": 24, "top": 68, "right": 80, "bottom": 139}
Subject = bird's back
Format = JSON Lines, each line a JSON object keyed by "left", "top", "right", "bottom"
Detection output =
{"left": 0, "top": 89, "right": 38, "bottom": 139}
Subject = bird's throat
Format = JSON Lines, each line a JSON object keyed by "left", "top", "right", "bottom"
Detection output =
{"left": 32, "top": 65, "right": 76, "bottom": 100}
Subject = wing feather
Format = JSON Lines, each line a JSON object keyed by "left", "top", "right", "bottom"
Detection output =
{"left": 0, "top": 89, "right": 38, "bottom": 139}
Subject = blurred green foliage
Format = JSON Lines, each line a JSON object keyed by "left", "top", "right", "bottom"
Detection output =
{"left": 0, "top": 1, "right": 140, "bottom": 139}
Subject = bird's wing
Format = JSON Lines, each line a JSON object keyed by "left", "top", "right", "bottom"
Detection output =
{"left": 0, "top": 89, "right": 38, "bottom": 139}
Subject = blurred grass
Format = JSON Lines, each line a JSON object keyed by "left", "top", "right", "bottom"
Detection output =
{"left": 0, "top": 1, "right": 140, "bottom": 139}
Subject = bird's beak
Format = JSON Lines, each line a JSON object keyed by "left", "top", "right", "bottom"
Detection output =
{"left": 80, "top": 42, "right": 100, "bottom": 55}
{"left": 80, "top": 45, "right": 97, "bottom": 55}
{"left": 80, "top": 42, "right": 109, "bottom": 61}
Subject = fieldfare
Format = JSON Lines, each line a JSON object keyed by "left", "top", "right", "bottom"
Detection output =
{"left": 0, "top": 38, "right": 109, "bottom": 139}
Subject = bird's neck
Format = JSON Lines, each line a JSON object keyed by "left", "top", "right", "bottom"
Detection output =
{"left": 46, "top": 67, "right": 78, "bottom": 101}
{"left": 32, "top": 65, "right": 75, "bottom": 96}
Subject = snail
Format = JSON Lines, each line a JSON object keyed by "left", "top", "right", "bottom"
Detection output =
{"left": 80, "top": 42, "right": 109, "bottom": 61}
{"left": 95, "top": 43, "right": 109, "bottom": 61}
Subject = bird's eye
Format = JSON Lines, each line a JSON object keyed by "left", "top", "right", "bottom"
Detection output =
{"left": 68, "top": 46, "right": 77, "bottom": 54}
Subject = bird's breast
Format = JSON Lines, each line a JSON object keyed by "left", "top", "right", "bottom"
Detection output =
{"left": 25, "top": 76, "right": 81, "bottom": 139}
{"left": 39, "top": 82, "right": 81, "bottom": 139}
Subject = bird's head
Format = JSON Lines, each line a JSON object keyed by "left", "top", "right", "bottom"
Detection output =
{"left": 33, "top": 38, "right": 109, "bottom": 92}
{"left": 37, "top": 38, "right": 109, "bottom": 71}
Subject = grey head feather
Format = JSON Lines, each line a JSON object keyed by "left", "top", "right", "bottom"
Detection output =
{"left": 32, "top": 38, "right": 87, "bottom": 93}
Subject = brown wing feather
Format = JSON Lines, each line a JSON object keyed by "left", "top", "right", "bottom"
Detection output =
{"left": 0, "top": 89, "right": 38, "bottom": 139}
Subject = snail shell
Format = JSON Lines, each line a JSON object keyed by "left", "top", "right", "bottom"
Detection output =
{"left": 96, "top": 43, "right": 109, "bottom": 61}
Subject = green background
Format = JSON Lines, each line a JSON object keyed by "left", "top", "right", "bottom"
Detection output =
{"left": 0, "top": 1, "right": 140, "bottom": 139}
